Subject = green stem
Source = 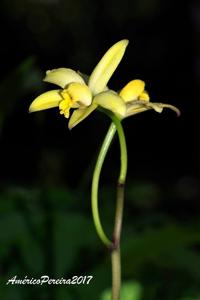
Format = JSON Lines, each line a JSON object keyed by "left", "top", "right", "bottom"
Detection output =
{"left": 111, "top": 115, "right": 127, "bottom": 184}
{"left": 111, "top": 115, "right": 127, "bottom": 300}
{"left": 111, "top": 249, "right": 121, "bottom": 300}
{"left": 91, "top": 122, "right": 116, "bottom": 247}
{"left": 91, "top": 114, "right": 127, "bottom": 300}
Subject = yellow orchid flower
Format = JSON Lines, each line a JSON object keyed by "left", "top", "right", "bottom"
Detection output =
{"left": 29, "top": 40, "right": 129, "bottom": 127}
{"left": 29, "top": 39, "right": 180, "bottom": 129}
{"left": 94, "top": 79, "right": 180, "bottom": 119}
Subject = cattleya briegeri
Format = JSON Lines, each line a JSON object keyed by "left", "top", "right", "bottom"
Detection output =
{"left": 29, "top": 39, "right": 180, "bottom": 128}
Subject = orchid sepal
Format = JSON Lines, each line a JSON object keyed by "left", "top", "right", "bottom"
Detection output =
{"left": 89, "top": 39, "right": 129, "bottom": 95}
{"left": 94, "top": 91, "right": 126, "bottom": 119}
{"left": 29, "top": 90, "right": 62, "bottom": 112}
{"left": 44, "top": 68, "right": 85, "bottom": 88}
{"left": 68, "top": 103, "right": 98, "bottom": 130}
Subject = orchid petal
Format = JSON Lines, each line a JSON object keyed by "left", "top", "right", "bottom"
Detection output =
{"left": 126, "top": 106, "right": 150, "bottom": 117}
{"left": 156, "top": 103, "right": 181, "bottom": 116}
{"left": 126, "top": 101, "right": 180, "bottom": 117}
{"left": 67, "top": 83, "right": 92, "bottom": 106}
{"left": 68, "top": 103, "right": 97, "bottom": 129}
{"left": 120, "top": 79, "right": 145, "bottom": 102}
{"left": 139, "top": 90, "right": 150, "bottom": 101}
{"left": 29, "top": 90, "right": 62, "bottom": 112}
{"left": 44, "top": 68, "right": 85, "bottom": 88}
{"left": 94, "top": 91, "right": 126, "bottom": 118}
{"left": 145, "top": 102, "right": 180, "bottom": 115}
{"left": 147, "top": 103, "right": 163, "bottom": 113}
{"left": 89, "top": 40, "right": 129, "bottom": 95}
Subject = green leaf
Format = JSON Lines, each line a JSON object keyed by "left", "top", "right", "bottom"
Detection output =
{"left": 101, "top": 281, "right": 143, "bottom": 300}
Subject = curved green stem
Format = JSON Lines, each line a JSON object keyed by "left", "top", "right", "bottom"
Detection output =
{"left": 91, "top": 122, "right": 116, "bottom": 247}
{"left": 91, "top": 114, "right": 128, "bottom": 300}
{"left": 111, "top": 115, "right": 127, "bottom": 184}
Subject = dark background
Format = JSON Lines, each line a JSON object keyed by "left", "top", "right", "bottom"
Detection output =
{"left": 0, "top": 0, "right": 200, "bottom": 299}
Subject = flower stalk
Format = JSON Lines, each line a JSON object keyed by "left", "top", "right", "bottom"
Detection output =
{"left": 91, "top": 122, "right": 116, "bottom": 248}
{"left": 91, "top": 113, "right": 127, "bottom": 300}
{"left": 111, "top": 115, "right": 127, "bottom": 300}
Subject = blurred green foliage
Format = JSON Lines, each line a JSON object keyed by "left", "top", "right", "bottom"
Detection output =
{"left": 1, "top": 184, "right": 200, "bottom": 299}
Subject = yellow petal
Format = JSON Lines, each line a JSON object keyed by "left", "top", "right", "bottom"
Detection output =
{"left": 144, "top": 102, "right": 180, "bottom": 115}
{"left": 126, "top": 106, "right": 150, "bottom": 117}
{"left": 146, "top": 103, "right": 163, "bottom": 113}
{"left": 94, "top": 91, "right": 126, "bottom": 118}
{"left": 67, "top": 83, "right": 92, "bottom": 106}
{"left": 68, "top": 103, "right": 97, "bottom": 129}
{"left": 88, "top": 39, "right": 129, "bottom": 95}
{"left": 29, "top": 90, "right": 62, "bottom": 112}
{"left": 157, "top": 103, "right": 181, "bottom": 116}
{"left": 139, "top": 90, "right": 150, "bottom": 101}
{"left": 120, "top": 79, "right": 145, "bottom": 102}
{"left": 44, "top": 68, "right": 85, "bottom": 88}
{"left": 126, "top": 102, "right": 162, "bottom": 117}
{"left": 126, "top": 101, "right": 180, "bottom": 117}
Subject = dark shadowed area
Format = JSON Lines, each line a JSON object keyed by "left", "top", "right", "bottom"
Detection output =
{"left": 0, "top": 0, "right": 200, "bottom": 299}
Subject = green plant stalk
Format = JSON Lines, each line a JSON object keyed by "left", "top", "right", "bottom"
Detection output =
{"left": 111, "top": 115, "right": 127, "bottom": 300}
{"left": 111, "top": 179, "right": 125, "bottom": 300}
{"left": 91, "top": 114, "right": 127, "bottom": 300}
{"left": 91, "top": 122, "right": 116, "bottom": 247}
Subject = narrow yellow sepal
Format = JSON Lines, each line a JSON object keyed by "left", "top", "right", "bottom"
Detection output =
{"left": 126, "top": 106, "right": 150, "bottom": 117}
{"left": 89, "top": 39, "right": 129, "bottom": 95}
{"left": 44, "top": 68, "right": 85, "bottom": 88}
{"left": 126, "top": 101, "right": 180, "bottom": 118}
{"left": 126, "top": 102, "right": 162, "bottom": 117}
{"left": 29, "top": 90, "right": 62, "bottom": 112}
{"left": 158, "top": 103, "right": 181, "bottom": 116}
{"left": 94, "top": 91, "right": 126, "bottom": 118}
{"left": 68, "top": 103, "right": 97, "bottom": 129}
{"left": 120, "top": 79, "right": 145, "bottom": 102}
